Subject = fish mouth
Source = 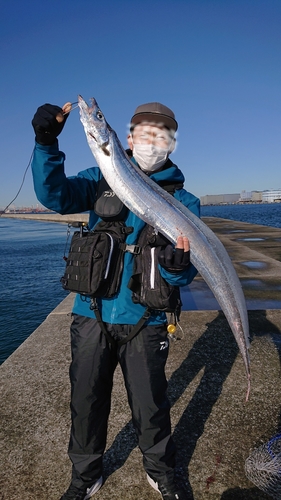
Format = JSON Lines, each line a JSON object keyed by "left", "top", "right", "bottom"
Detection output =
{"left": 88, "top": 132, "right": 110, "bottom": 156}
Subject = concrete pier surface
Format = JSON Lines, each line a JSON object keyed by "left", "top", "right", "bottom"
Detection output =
{"left": 1, "top": 296, "right": 281, "bottom": 500}
{"left": 1, "top": 214, "right": 281, "bottom": 499}
{"left": 187, "top": 217, "right": 281, "bottom": 311}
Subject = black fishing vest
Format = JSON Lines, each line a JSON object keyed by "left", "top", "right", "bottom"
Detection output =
{"left": 93, "top": 173, "right": 183, "bottom": 306}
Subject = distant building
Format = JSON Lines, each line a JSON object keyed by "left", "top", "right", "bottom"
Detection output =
{"left": 239, "top": 190, "right": 263, "bottom": 203}
{"left": 200, "top": 189, "right": 279, "bottom": 205}
{"left": 262, "top": 189, "right": 281, "bottom": 203}
{"left": 251, "top": 191, "right": 263, "bottom": 202}
{"left": 200, "top": 193, "right": 240, "bottom": 205}
{"left": 240, "top": 190, "right": 252, "bottom": 201}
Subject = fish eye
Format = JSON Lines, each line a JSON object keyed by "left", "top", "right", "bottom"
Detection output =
{"left": 96, "top": 110, "right": 104, "bottom": 120}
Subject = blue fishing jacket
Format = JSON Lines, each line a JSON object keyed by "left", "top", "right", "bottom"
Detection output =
{"left": 31, "top": 141, "right": 200, "bottom": 325}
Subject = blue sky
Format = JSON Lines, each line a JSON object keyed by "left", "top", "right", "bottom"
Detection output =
{"left": 0, "top": 0, "right": 280, "bottom": 209}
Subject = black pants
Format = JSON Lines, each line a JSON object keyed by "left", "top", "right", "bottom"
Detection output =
{"left": 68, "top": 314, "right": 176, "bottom": 488}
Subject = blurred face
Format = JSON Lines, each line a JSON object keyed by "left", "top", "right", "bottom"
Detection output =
{"left": 131, "top": 123, "right": 174, "bottom": 149}
{"left": 127, "top": 123, "right": 176, "bottom": 173}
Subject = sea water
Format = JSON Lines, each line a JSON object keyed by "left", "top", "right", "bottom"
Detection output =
{"left": 201, "top": 203, "right": 281, "bottom": 228}
{"left": 0, "top": 218, "right": 68, "bottom": 364}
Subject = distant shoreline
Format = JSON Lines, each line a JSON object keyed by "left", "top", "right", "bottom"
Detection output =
{"left": 201, "top": 201, "right": 281, "bottom": 207}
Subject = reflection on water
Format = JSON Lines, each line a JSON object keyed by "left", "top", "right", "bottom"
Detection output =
{"left": 242, "top": 279, "right": 265, "bottom": 288}
{"left": 241, "top": 261, "right": 267, "bottom": 269}
{"left": 237, "top": 237, "right": 265, "bottom": 242}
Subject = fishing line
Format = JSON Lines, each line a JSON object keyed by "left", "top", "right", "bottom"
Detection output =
{"left": 0, "top": 101, "right": 79, "bottom": 216}
{"left": 0, "top": 148, "right": 35, "bottom": 216}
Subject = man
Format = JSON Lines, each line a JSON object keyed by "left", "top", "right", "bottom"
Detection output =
{"left": 31, "top": 100, "right": 200, "bottom": 500}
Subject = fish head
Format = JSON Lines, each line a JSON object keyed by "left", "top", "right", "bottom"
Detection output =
{"left": 78, "top": 95, "right": 111, "bottom": 155}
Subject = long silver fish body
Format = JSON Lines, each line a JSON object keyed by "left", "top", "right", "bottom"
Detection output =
{"left": 78, "top": 95, "right": 251, "bottom": 400}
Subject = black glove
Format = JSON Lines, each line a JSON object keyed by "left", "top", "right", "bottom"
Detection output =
{"left": 158, "top": 245, "right": 190, "bottom": 273}
{"left": 32, "top": 103, "right": 69, "bottom": 145}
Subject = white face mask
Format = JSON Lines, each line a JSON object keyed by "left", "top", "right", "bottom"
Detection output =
{"left": 133, "top": 143, "right": 170, "bottom": 172}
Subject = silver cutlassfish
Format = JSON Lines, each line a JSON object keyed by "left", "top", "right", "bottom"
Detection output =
{"left": 78, "top": 95, "right": 251, "bottom": 400}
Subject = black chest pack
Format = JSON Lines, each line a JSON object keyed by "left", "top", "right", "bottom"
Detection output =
{"left": 61, "top": 175, "right": 183, "bottom": 343}
{"left": 61, "top": 177, "right": 133, "bottom": 299}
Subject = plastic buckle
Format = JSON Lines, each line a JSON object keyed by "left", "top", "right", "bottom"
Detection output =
{"left": 126, "top": 245, "right": 141, "bottom": 254}
{"left": 90, "top": 298, "right": 98, "bottom": 311}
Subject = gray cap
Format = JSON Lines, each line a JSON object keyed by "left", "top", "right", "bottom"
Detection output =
{"left": 130, "top": 102, "right": 178, "bottom": 131}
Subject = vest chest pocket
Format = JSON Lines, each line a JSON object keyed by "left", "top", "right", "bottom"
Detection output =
{"left": 61, "top": 221, "right": 133, "bottom": 298}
